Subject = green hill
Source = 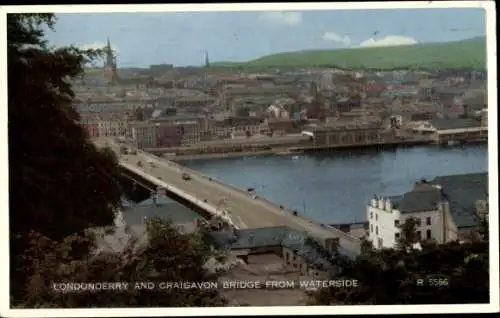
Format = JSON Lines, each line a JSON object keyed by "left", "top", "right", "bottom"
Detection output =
{"left": 212, "top": 37, "right": 486, "bottom": 71}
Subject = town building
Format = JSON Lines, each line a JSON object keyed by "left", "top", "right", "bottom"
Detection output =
{"left": 176, "top": 120, "right": 201, "bottom": 146}
{"left": 79, "top": 114, "right": 100, "bottom": 138}
{"left": 267, "top": 103, "right": 291, "bottom": 119}
{"left": 411, "top": 117, "right": 487, "bottom": 144}
{"left": 212, "top": 117, "right": 264, "bottom": 138}
{"left": 79, "top": 109, "right": 130, "bottom": 139}
{"left": 130, "top": 121, "right": 157, "bottom": 149}
{"left": 206, "top": 226, "right": 356, "bottom": 279}
{"left": 367, "top": 172, "right": 488, "bottom": 249}
{"left": 152, "top": 115, "right": 203, "bottom": 146}
{"left": 302, "top": 120, "right": 383, "bottom": 147}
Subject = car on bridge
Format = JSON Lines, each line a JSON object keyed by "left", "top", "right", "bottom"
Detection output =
{"left": 182, "top": 173, "right": 191, "bottom": 181}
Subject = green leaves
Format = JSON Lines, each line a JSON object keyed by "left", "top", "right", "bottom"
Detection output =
{"left": 15, "top": 218, "right": 226, "bottom": 308}
{"left": 8, "top": 13, "right": 123, "bottom": 306}
{"left": 309, "top": 237, "right": 489, "bottom": 305}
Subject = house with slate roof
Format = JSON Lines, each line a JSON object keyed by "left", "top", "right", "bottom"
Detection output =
{"left": 367, "top": 172, "right": 488, "bottom": 249}
{"left": 205, "top": 226, "right": 356, "bottom": 279}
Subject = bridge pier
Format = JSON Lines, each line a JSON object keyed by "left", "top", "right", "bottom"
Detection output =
{"left": 119, "top": 174, "right": 153, "bottom": 203}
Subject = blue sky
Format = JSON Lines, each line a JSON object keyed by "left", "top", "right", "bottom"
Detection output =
{"left": 46, "top": 8, "right": 486, "bottom": 67}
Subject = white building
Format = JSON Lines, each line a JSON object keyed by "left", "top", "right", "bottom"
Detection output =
{"left": 367, "top": 172, "right": 488, "bottom": 249}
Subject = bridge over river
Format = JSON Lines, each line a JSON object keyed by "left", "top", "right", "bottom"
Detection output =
{"left": 94, "top": 138, "right": 362, "bottom": 255}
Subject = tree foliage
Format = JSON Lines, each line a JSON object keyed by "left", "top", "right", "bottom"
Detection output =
{"left": 8, "top": 13, "right": 124, "bottom": 305}
{"left": 19, "top": 218, "right": 226, "bottom": 308}
{"left": 309, "top": 218, "right": 489, "bottom": 305}
{"left": 9, "top": 14, "right": 225, "bottom": 308}
{"left": 8, "top": 13, "right": 122, "bottom": 241}
{"left": 396, "top": 217, "right": 420, "bottom": 252}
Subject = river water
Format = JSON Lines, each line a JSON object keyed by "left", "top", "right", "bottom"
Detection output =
{"left": 180, "top": 144, "right": 488, "bottom": 224}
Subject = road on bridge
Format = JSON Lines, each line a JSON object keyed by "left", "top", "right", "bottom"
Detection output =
{"left": 95, "top": 138, "right": 361, "bottom": 255}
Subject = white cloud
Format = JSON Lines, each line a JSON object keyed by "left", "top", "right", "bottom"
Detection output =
{"left": 79, "top": 42, "right": 119, "bottom": 53}
{"left": 259, "top": 12, "right": 302, "bottom": 26}
{"left": 358, "top": 35, "right": 418, "bottom": 48}
{"left": 321, "top": 32, "right": 351, "bottom": 46}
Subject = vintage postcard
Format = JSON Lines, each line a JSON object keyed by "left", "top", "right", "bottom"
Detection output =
{"left": 0, "top": 1, "right": 498, "bottom": 317}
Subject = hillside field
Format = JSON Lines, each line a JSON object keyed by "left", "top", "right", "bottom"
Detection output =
{"left": 211, "top": 37, "right": 486, "bottom": 71}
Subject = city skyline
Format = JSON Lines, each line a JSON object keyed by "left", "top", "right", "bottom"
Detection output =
{"left": 46, "top": 8, "right": 486, "bottom": 67}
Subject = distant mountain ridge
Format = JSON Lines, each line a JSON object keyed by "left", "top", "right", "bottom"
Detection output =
{"left": 212, "top": 36, "right": 486, "bottom": 70}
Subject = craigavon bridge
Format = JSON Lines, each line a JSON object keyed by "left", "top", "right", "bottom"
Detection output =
{"left": 94, "top": 138, "right": 361, "bottom": 255}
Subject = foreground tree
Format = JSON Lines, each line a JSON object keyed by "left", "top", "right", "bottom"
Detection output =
{"left": 21, "top": 218, "right": 226, "bottom": 308}
{"left": 8, "top": 13, "right": 124, "bottom": 304}
{"left": 308, "top": 218, "right": 489, "bottom": 305}
{"left": 9, "top": 14, "right": 224, "bottom": 307}
{"left": 396, "top": 217, "right": 420, "bottom": 252}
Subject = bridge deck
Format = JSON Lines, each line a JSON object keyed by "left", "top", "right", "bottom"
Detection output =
{"left": 94, "top": 138, "right": 361, "bottom": 254}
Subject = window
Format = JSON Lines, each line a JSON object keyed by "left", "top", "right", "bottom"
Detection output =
{"left": 394, "top": 220, "right": 400, "bottom": 227}
{"left": 416, "top": 231, "right": 421, "bottom": 239}
{"left": 370, "top": 224, "right": 373, "bottom": 232}
{"left": 375, "top": 214, "right": 378, "bottom": 221}
{"left": 395, "top": 233, "right": 400, "bottom": 240}
{"left": 426, "top": 217, "right": 431, "bottom": 226}
{"left": 376, "top": 226, "right": 379, "bottom": 235}
{"left": 370, "top": 212, "right": 373, "bottom": 219}
{"left": 426, "top": 229, "right": 431, "bottom": 240}
{"left": 415, "top": 218, "right": 421, "bottom": 226}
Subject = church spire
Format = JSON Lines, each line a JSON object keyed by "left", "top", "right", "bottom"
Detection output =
{"left": 103, "top": 36, "right": 119, "bottom": 85}
{"left": 104, "top": 37, "right": 115, "bottom": 69}
{"left": 204, "top": 50, "right": 210, "bottom": 68}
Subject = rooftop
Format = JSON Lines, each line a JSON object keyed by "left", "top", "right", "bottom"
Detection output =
{"left": 305, "top": 121, "right": 382, "bottom": 132}
{"left": 429, "top": 117, "right": 483, "bottom": 130}
{"left": 431, "top": 172, "right": 488, "bottom": 228}
{"left": 385, "top": 172, "right": 488, "bottom": 228}
{"left": 122, "top": 195, "right": 203, "bottom": 226}
{"left": 206, "top": 226, "right": 355, "bottom": 273}
{"left": 388, "top": 188, "right": 442, "bottom": 214}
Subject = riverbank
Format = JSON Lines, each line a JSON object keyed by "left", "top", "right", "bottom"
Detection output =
{"left": 172, "top": 148, "right": 294, "bottom": 162}
{"left": 169, "top": 142, "right": 432, "bottom": 162}
{"left": 170, "top": 139, "right": 487, "bottom": 162}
